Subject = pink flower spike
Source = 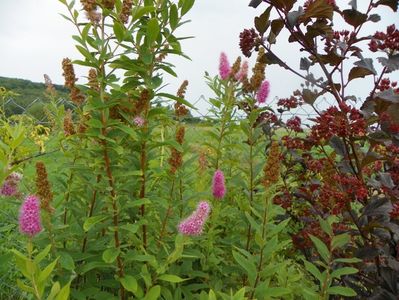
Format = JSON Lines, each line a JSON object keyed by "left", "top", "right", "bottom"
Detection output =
{"left": 212, "top": 169, "right": 226, "bottom": 199}
{"left": 235, "top": 60, "right": 249, "bottom": 82}
{"left": 19, "top": 195, "right": 42, "bottom": 237}
{"left": 256, "top": 80, "right": 270, "bottom": 104}
{"left": 178, "top": 201, "right": 211, "bottom": 236}
{"left": 219, "top": 52, "right": 231, "bottom": 80}
{"left": 133, "top": 116, "right": 145, "bottom": 127}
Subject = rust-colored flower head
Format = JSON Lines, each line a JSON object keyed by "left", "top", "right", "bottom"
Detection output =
{"left": 80, "top": 0, "right": 101, "bottom": 24}
{"left": 249, "top": 47, "right": 266, "bottom": 92}
{"left": 262, "top": 141, "right": 281, "bottom": 188}
{"left": 176, "top": 126, "right": 185, "bottom": 145}
{"left": 198, "top": 148, "right": 208, "bottom": 174}
{"left": 168, "top": 148, "right": 183, "bottom": 174}
{"left": 230, "top": 56, "right": 242, "bottom": 78}
{"left": 80, "top": 0, "right": 97, "bottom": 12}
{"left": 102, "top": 0, "right": 115, "bottom": 10}
{"left": 70, "top": 87, "right": 85, "bottom": 105}
{"left": 156, "top": 45, "right": 169, "bottom": 62}
{"left": 120, "top": 0, "right": 133, "bottom": 23}
{"left": 62, "top": 58, "right": 85, "bottom": 105}
{"left": 63, "top": 109, "right": 76, "bottom": 137}
{"left": 43, "top": 74, "right": 56, "bottom": 97}
{"left": 177, "top": 80, "right": 189, "bottom": 99}
{"left": 88, "top": 68, "right": 99, "bottom": 91}
{"left": 169, "top": 125, "right": 186, "bottom": 174}
{"left": 134, "top": 89, "right": 150, "bottom": 115}
{"left": 175, "top": 80, "right": 189, "bottom": 117}
{"left": 36, "top": 161, "right": 54, "bottom": 214}
{"left": 78, "top": 113, "right": 90, "bottom": 134}
{"left": 62, "top": 58, "right": 77, "bottom": 90}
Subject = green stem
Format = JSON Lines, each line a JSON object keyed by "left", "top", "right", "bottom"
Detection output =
{"left": 28, "top": 239, "right": 41, "bottom": 300}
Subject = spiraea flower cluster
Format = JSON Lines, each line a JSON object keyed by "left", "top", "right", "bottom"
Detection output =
{"left": 218, "top": 52, "right": 249, "bottom": 83}
{"left": 178, "top": 201, "right": 211, "bottom": 236}
{"left": 19, "top": 195, "right": 42, "bottom": 237}
{"left": 212, "top": 169, "right": 226, "bottom": 199}
{"left": 0, "top": 172, "right": 23, "bottom": 197}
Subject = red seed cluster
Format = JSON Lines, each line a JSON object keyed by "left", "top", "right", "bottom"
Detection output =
{"left": 277, "top": 95, "right": 302, "bottom": 110}
{"left": 281, "top": 136, "right": 306, "bottom": 150}
{"left": 369, "top": 24, "right": 399, "bottom": 53}
{"left": 286, "top": 116, "right": 303, "bottom": 132}
{"left": 377, "top": 78, "right": 399, "bottom": 93}
{"left": 324, "top": 30, "right": 355, "bottom": 53}
{"left": 239, "top": 28, "right": 259, "bottom": 58}
{"left": 310, "top": 105, "right": 366, "bottom": 143}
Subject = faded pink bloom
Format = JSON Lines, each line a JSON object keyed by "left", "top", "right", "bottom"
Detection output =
{"left": 235, "top": 60, "right": 249, "bottom": 82}
{"left": 212, "top": 169, "right": 226, "bottom": 199}
{"left": 219, "top": 52, "right": 231, "bottom": 80}
{"left": 0, "top": 172, "right": 23, "bottom": 197}
{"left": 178, "top": 201, "right": 211, "bottom": 236}
{"left": 19, "top": 195, "right": 42, "bottom": 237}
{"left": 133, "top": 116, "right": 145, "bottom": 127}
{"left": 256, "top": 80, "right": 270, "bottom": 104}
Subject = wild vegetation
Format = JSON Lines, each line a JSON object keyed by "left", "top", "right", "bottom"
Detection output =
{"left": 0, "top": 0, "right": 399, "bottom": 299}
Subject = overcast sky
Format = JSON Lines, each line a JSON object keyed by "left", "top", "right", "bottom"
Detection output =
{"left": 0, "top": 0, "right": 398, "bottom": 116}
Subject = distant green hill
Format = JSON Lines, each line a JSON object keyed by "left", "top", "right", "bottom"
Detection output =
{"left": 0, "top": 76, "right": 70, "bottom": 119}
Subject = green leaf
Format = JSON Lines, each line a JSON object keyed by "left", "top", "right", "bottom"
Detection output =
{"left": 208, "top": 289, "right": 217, "bottom": 300}
{"left": 181, "top": 0, "right": 195, "bottom": 16}
{"left": 144, "top": 285, "right": 161, "bottom": 300}
{"left": 334, "top": 257, "right": 362, "bottom": 263}
{"left": 38, "top": 258, "right": 59, "bottom": 283}
{"left": 34, "top": 244, "right": 52, "bottom": 264}
{"left": 158, "top": 274, "right": 186, "bottom": 283}
{"left": 169, "top": 4, "right": 179, "bottom": 30}
{"left": 17, "top": 279, "right": 35, "bottom": 293}
{"left": 233, "top": 287, "right": 246, "bottom": 300}
{"left": 331, "top": 267, "right": 358, "bottom": 279}
{"left": 318, "top": 218, "right": 333, "bottom": 237}
{"left": 304, "top": 260, "right": 322, "bottom": 282}
{"left": 132, "top": 6, "right": 156, "bottom": 21}
{"left": 47, "top": 282, "right": 61, "bottom": 300}
{"left": 120, "top": 275, "right": 138, "bottom": 293}
{"left": 331, "top": 234, "right": 350, "bottom": 250}
{"left": 156, "top": 92, "right": 195, "bottom": 109}
{"left": 309, "top": 235, "right": 330, "bottom": 263}
{"left": 59, "top": 252, "right": 75, "bottom": 271}
{"left": 327, "top": 286, "right": 357, "bottom": 297}
{"left": 55, "top": 281, "right": 71, "bottom": 300}
{"left": 265, "top": 287, "right": 291, "bottom": 297}
{"left": 83, "top": 215, "right": 107, "bottom": 232}
{"left": 147, "top": 18, "right": 160, "bottom": 44}
{"left": 102, "top": 248, "right": 120, "bottom": 264}
{"left": 113, "top": 21, "right": 125, "bottom": 43}
{"left": 232, "top": 250, "right": 257, "bottom": 286}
